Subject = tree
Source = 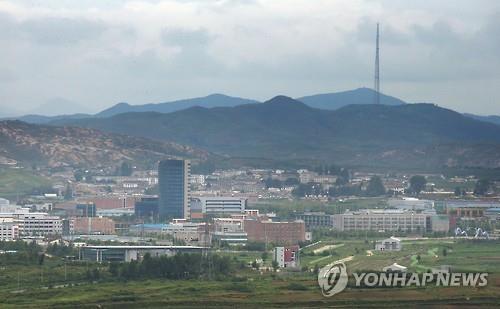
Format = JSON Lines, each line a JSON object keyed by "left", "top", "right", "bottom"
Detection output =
{"left": 109, "top": 262, "right": 119, "bottom": 277}
{"left": 251, "top": 260, "right": 259, "bottom": 269}
{"left": 120, "top": 162, "right": 133, "bottom": 176}
{"left": 271, "top": 260, "right": 279, "bottom": 271}
{"left": 64, "top": 183, "right": 73, "bottom": 200}
{"left": 474, "top": 179, "right": 491, "bottom": 196}
{"left": 365, "top": 176, "right": 386, "bottom": 196}
{"left": 313, "top": 264, "right": 319, "bottom": 275}
{"left": 74, "top": 170, "right": 84, "bottom": 182}
{"left": 454, "top": 187, "right": 462, "bottom": 197}
{"left": 284, "top": 177, "right": 299, "bottom": 186}
{"left": 264, "top": 177, "right": 282, "bottom": 189}
{"left": 409, "top": 175, "right": 427, "bottom": 195}
{"left": 261, "top": 251, "right": 269, "bottom": 261}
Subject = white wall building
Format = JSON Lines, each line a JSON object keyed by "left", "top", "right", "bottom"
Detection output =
{"left": 212, "top": 218, "right": 247, "bottom": 244}
{"left": 0, "top": 218, "right": 19, "bottom": 241}
{"left": 375, "top": 236, "right": 402, "bottom": 251}
{"left": 388, "top": 198, "right": 434, "bottom": 211}
{"left": 191, "top": 197, "right": 247, "bottom": 214}
{"left": 0, "top": 209, "right": 62, "bottom": 236}
{"left": 333, "top": 209, "right": 427, "bottom": 232}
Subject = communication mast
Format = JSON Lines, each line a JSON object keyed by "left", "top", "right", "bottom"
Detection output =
{"left": 374, "top": 23, "right": 380, "bottom": 104}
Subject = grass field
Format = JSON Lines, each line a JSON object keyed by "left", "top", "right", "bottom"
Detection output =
{"left": 0, "top": 167, "right": 52, "bottom": 199}
{"left": 251, "top": 198, "right": 387, "bottom": 217}
{"left": 1, "top": 239, "right": 499, "bottom": 307}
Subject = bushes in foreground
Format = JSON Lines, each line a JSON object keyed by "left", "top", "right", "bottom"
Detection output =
{"left": 109, "top": 253, "right": 234, "bottom": 280}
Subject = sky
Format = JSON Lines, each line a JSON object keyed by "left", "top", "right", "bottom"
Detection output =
{"left": 0, "top": 0, "right": 499, "bottom": 116}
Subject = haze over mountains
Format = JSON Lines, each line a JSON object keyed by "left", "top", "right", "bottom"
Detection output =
{"left": 7, "top": 88, "right": 500, "bottom": 127}
{"left": 51, "top": 96, "right": 500, "bottom": 169}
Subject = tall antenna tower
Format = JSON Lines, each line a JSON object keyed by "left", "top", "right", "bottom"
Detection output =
{"left": 374, "top": 23, "right": 380, "bottom": 104}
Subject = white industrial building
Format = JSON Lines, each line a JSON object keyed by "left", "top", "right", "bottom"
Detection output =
{"left": 211, "top": 218, "right": 247, "bottom": 244}
{"left": 375, "top": 236, "right": 402, "bottom": 251}
{"left": 333, "top": 209, "right": 427, "bottom": 232}
{"left": 0, "top": 218, "right": 19, "bottom": 241}
{"left": 388, "top": 198, "right": 434, "bottom": 211}
{"left": 0, "top": 208, "right": 62, "bottom": 236}
{"left": 191, "top": 197, "right": 247, "bottom": 214}
{"left": 163, "top": 222, "right": 208, "bottom": 244}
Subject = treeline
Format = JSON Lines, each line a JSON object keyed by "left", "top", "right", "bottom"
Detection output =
{"left": 264, "top": 177, "right": 299, "bottom": 189}
{"left": 0, "top": 241, "right": 42, "bottom": 265}
{"left": 108, "top": 253, "right": 234, "bottom": 280}
{"left": 292, "top": 176, "right": 386, "bottom": 198}
{"left": 46, "top": 242, "right": 77, "bottom": 257}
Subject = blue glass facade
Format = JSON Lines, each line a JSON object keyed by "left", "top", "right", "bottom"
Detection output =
{"left": 158, "top": 159, "right": 189, "bottom": 218}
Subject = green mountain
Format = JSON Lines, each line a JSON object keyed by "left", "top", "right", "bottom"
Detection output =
{"left": 51, "top": 96, "right": 500, "bottom": 169}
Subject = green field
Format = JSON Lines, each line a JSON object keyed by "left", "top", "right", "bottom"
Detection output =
{"left": 0, "top": 167, "right": 52, "bottom": 199}
{"left": 1, "top": 239, "right": 499, "bottom": 307}
{"left": 251, "top": 198, "right": 387, "bottom": 218}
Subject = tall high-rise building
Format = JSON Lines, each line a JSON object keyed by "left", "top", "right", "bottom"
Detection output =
{"left": 158, "top": 159, "right": 190, "bottom": 219}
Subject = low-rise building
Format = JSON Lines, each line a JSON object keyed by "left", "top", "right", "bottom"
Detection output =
{"left": 211, "top": 218, "right": 247, "bottom": 245}
{"left": 295, "top": 212, "right": 334, "bottom": 230}
{"left": 96, "top": 208, "right": 134, "bottom": 217}
{"left": 163, "top": 222, "right": 208, "bottom": 245}
{"left": 485, "top": 208, "right": 500, "bottom": 221}
{"left": 375, "top": 236, "right": 402, "bottom": 251}
{"left": 72, "top": 217, "right": 116, "bottom": 235}
{"left": 388, "top": 198, "right": 434, "bottom": 211}
{"left": 244, "top": 219, "right": 306, "bottom": 245}
{"left": 0, "top": 218, "right": 19, "bottom": 241}
{"left": 444, "top": 200, "right": 500, "bottom": 218}
{"left": 14, "top": 212, "right": 62, "bottom": 236}
{"left": 80, "top": 245, "right": 204, "bottom": 262}
{"left": 333, "top": 209, "right": 427, "bottom": 232}
{"left": 190, "top": 197, "right": 247, "bottom": 214}
{"left": 274, "top": 245, "right": 300, "bottom": 268}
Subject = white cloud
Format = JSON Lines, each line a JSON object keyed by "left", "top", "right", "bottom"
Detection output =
{"left": 0, "top": 0, "right": 499, "bottom": 114}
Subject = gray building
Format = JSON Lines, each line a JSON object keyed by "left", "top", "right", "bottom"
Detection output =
{"left": 80, "top": 245, "right": 204, "bottom": 262}
{"left": 158, "top": 159, "right": 190, "bottom": 219}
{"left": 333, "top": 209, "right": 427, "bottom": 232}
{"left": 295, "top": 212, "right": 334, "bottom": 230}
{"left": 190, "top": 197, "right": 247, "bottom": 214}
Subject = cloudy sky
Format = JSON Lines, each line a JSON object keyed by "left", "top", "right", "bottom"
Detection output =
{"left": 0, "top": 0, "right": 499, "bottom": 115}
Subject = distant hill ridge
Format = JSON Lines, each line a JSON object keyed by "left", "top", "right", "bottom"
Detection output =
{"left": 51, "top": 96, "right": 500, "bottom": 169}
{"left": 5, "top": 88, "right": 500, "bottom": 128}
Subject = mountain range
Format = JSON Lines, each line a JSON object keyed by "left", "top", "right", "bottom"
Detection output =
{"left": 296, "top": 87, "right": 405, "bottom": 110}
{"left": 51, "top": 96, "right": 500, "bottom": 169}
{"left": 7, "top": 88, "right": 500, "bottom": 127}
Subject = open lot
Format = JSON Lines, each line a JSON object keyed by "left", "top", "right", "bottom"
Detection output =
{"left": 1, "top": 238, "right": 499, "bottom": 307}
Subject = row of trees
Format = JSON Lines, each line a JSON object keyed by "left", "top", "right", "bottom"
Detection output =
{"left": 108, "top": 253, "right": 234, "bottom": 280}
{"left": 0, "top": 241, "right": 42, "bottom": 266}
{"left": 264, "top": 177, "right": 299, "bottom": 189}
{"left": 291, "top": 176, "right": 386, "bottom": 198}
